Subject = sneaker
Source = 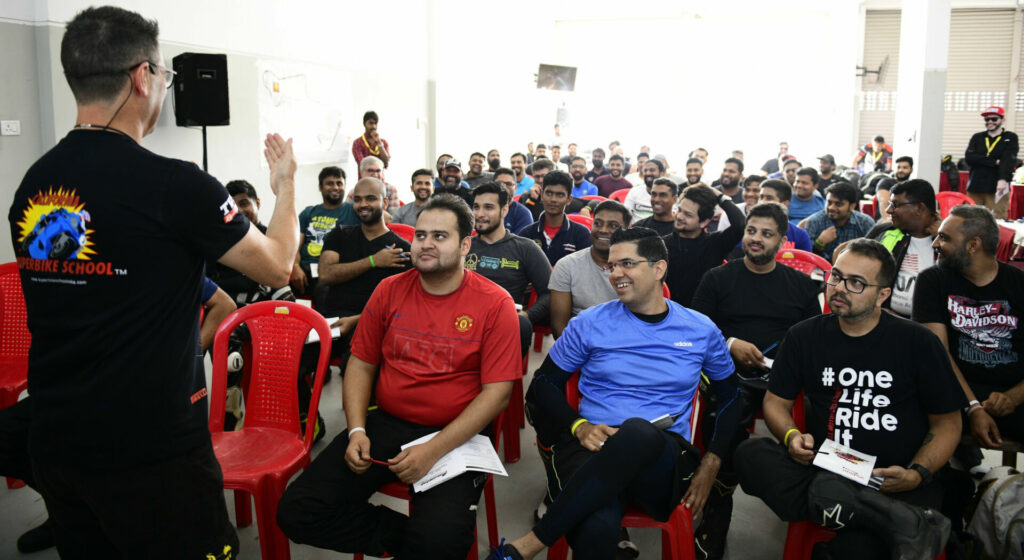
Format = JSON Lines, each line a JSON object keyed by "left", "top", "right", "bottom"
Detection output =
{"left": 17, "top": 519, "right": 55, "bottom": 553}
{"left": 808, "top": 472, "right": 951, "bottom": 560}
{"left": 616, "top": 537, "right": 639, "bottom": 559}
{"left": 299, "top": 412, "right": 326, "bottom": 445}
{"left": 694, "top": 492, "right": 733, "bottom": 559}
{"left": 487, "top": 539, "right": 524, "bottom": 560}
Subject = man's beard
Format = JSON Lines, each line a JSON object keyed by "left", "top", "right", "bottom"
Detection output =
{"left": 937, "top": 245, "right": 969, "bottom": 272}
{"left": 488, "top": 159, "right": 500, "bottom": 170}
{"left": 358, "top": 206, "right": 383, "bottom": 225}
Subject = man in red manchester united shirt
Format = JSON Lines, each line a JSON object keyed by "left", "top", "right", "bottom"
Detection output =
{"left": 277, "top": 193, "right": 521, "bottom": 558}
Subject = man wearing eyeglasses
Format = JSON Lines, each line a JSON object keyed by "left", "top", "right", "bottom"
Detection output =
{"left": 965, "top": 106, "right": 1019, "bottom": 212}
{"left": 8, "top": 6, "right": 302, "bottom": 558}
{"left": 736, "top": 239, "right": 963, "bottom": 560}
{"left": 491, "top": 228, "right": 743, "bottom": 560}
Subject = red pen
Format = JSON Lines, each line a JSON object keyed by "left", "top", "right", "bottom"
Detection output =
{"left": 364, "top": 456, "right": 390, "bottom": 467}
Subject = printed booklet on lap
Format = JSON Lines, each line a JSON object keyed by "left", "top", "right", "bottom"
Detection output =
{"left": 813, "top": 439, "right": 883, "bottom": 490}
{"left": 402, "top": 432, "right": 508, "bottom": 493}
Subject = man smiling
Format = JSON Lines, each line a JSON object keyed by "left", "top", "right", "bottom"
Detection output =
{"left": 518, "top": 171, "right": 591, "bottom": 266}
{"left": 633, "top": 178, "right": 679, "bottom": 236}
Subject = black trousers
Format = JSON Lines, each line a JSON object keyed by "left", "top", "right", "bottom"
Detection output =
{"left": 31, "top": 440, "right": 238, "bottom": 560}
{"left": 0, "top": 397, "right": 33, "bottom": 485}
{"left": 276, "top": 410, "right": 488, "bottom": 559}
{"left": 736, "top": 438, "right": 943, "bottom": 559}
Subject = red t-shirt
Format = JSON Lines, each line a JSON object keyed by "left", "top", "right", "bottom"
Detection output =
{"left": 350, "top": 268, "right": 522, "bottom": 426}
{"left": 352, "top": 135, "right": 390, "bottom": 165}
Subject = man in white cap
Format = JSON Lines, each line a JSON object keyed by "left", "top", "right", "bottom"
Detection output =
{"left": 965, "top": 106, "right": 1019, "bottom": 211}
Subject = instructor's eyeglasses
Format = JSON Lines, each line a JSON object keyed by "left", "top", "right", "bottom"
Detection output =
{"left": 984, "top": 116, "right": 1002, "bottom": 123}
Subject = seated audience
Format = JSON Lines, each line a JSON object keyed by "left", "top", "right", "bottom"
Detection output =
{"left": 633, "top": 178, "right": 679, "bottom": 236}
{"left": 799, "top": 182, "right": 875, "bottom": 261}
{"left": 584, "top": 148, "right": 609, "bottom": 183}
{"left": 493, "top": 166, "right": 534, "bottom": 233}
{"left": 689, "top": 202, "right": 822, "bottom": 558}
{"left": 717, "top": 157, "right": 745, "bottom": 203}
{"left": 277, "top": 194, "right": 521, "bottom": 558}
{"left": 467, "top": 182, "right": 552, "bottom": 356}
{"left": 866, "top": 178, "right": 939, "bottom": 318}
{"left": 664, "top": 184, "right": 744, "bottom": 308}
{"left": 593, "top": 154, "right": 632, "bottom": 198}
{"left": 623, "top": 159, "right": 668, "bottom": 223}
{"left": 435, "top": 158, "right": 473, "bottom": 205}
{"left": 568, "top": 156, "right": 598, "bottom": 198}
{"left": 914, "top": 205, "right": 1024, "bottom": 449}
{"left": 346, "top": 156, "right": 401, "bottom": 208}
{"left": 518, "top": 158, "right": 554, "bottom": 221}
{"left": 511, "top": 152, "right": 535, "bottom": 196}
{"left": 873, "top": 156, "right": 914, "bottom": 220}
{"left": 209, "top": 180, "right": 296, "bottom": 305}
{"left": 685, "top": 157, "right": 704, "bottom": 186}
{"left": 548, "top": 201, "right": 629, "bottom": 338}
{"left": 787, "top": 167, "right": 825, "bottom": 225}
{"left": 294, "top": 166, "right": 359, "bottom": 301}
{"left": 465, "top": 151, "right": 494, "bottom": 188}
{"left": 491, "top": 228, "right": 743, "bottom": 560}
{"left": 816, "top": 154, "right": 839, "bottom": 193}
{"left": 390, "top": 168, "right": 435, "bottom": 226}
{"left": 517, "top": 171, "right": 591, "bottom": 266}
{"left": 737, "top": 239, "right": 962, "bottom": 560}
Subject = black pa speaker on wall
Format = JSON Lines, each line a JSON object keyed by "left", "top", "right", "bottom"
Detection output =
{"left": 172, "top": 53, "right": 229, "bottom": 127}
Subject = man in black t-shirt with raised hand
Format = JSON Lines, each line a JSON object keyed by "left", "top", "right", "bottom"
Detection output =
{"left": 914, "top": 205, "right": 1024, "bottom": 449}
{"left": 320, "top": 177, "right": 411, "bottom": 346}
{"left": 736, "top": 239, "right": 962, "bottom": 560}
{"left": 7, "top": 6, "right": 300, "bottom": 559}
{"left": 689, "top": 202, "right": 821, "bottom": 559}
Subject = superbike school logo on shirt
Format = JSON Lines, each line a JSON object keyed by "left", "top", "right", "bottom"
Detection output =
{"left": 15, "top": 187, "right": 121, "bottom": 278}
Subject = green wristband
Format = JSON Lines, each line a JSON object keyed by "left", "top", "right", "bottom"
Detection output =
{"left": 369, "top": 255, "right": 376, "bottom": 268}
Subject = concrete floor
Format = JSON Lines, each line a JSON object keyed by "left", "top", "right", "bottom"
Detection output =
{"left": 0, "top": 335, "right": 1011, "bottom": 559}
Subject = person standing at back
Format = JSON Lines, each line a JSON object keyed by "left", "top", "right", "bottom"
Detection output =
{"left": 965, "top": 106, "right": 1019, "bottom": 212}
{"left": 8, "top": 6, "right": 300, "bottom": 558}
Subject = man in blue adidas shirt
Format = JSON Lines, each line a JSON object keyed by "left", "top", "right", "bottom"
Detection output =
{"left": 492, "top": 228, "right": 743, "bottom": 560}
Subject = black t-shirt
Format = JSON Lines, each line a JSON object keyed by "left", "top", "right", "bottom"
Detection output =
{"left": 663, "top": 200, "right": 745, "bottom": 307}
{"left": 691, "top": 260, "right": 821, "bottom": 369}
{"left": 9, "top": 130, "right": 250, "bottom": 467}
{"left": 769, "top": 313, "right": 964, "bottom": 468}
{"left": 321, "top": 226, "right": 410, "bottom": 317}
{"left": 633, "top": 216, "right": 675, "bottom": 237}
{"left": 208, "top": 223, "right": 266, "bottom": 303}
{"left": 913, "top": 263, "right": 1024, "bottom": 391}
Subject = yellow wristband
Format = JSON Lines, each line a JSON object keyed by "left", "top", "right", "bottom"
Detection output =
{"left": 783, "top": 428, "right": 800, "bottom": 447}
{"left": 570, "top": 418, "right": 588, "bottom": 438}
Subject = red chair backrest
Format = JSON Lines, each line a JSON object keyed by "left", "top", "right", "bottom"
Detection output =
{"left": 776, "top": 249, "right": 832, "bottom": 277}
{"left": 388, "top": 223, "right": 415, "bottom": 243}
{"left": 567, "top": 215, "right": 593, "bottom": 230}
{"left": 0, "top": 263, "right": 30, "bottom": 364}
{"left": 209, "top": 301, "right": 332, "bottom": 450}
{"left": 935, "top": 191, "right": 974, "bottom": 219}
{"left": 609, "top": 188, "right": 631, "bottom": 203}
{"left": 662, "top": 283, "right": 671, "bottom": 299}
{"left": 580, "top": 195, "right": 607, "bottom": 202}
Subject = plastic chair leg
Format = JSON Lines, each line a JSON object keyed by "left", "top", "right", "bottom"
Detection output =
{"left": 253, "top": 477, "right": 291, "bottom": 560}
{"left": 234, "top": 490, "right": 252, "bottom": 527}
{"left": 533, "top": 331, "right": 544, "bottom": 352}
{"left": 504, "top": 380, "right": 522, "bottom": 463}
{"left": 546, "top": 537, "right": 570, "bottom": 559}
{"left": 484, "top": 476, "right": 498, "bottom": 548}
{"left": 6, "top": 477, "right": 25, "bottom": 489}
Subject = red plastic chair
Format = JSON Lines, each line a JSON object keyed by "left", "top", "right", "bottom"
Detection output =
{"left": 209, "top": 301, "right": 332, "bottom": 560}
{"left": 567, "top": 215, "right": 593, "bottom": 230}
{"left": 353, "top": 414, "right": 505, "bottom": 560}
{"left": 609, "top": 188, "right": 631, "bottom": 203}
{"left": 547, "top": 374, "right": 699, "bottom": 559}
{"left": 935, "top": 191, "right": 974, "bottom": 219}
{"left": 580, "top": 195, "right": 607, "bottom": 202}
{"left": 776, "top": 249, "right": 832, "bottom": 313}
{"left": 0, "top": 263, "right": 30, "bottom": 489}
{"left": 387, "top": 222, "right": 415, "bottom": 243}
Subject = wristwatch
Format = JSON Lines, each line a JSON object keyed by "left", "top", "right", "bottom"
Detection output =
{"left": 907, "top": 463, "right": 933, "bottom": 486}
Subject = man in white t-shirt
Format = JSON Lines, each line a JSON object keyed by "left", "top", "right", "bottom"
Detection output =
{"left": 622, "top": 159, "right": 666, "bottom": 223}
{"left": 866, "top": 179, "right": 940, "bottom": 318}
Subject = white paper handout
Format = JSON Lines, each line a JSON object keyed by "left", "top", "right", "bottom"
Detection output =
{"left": 401, "top": 432, "right": 508, "bottom": 493}
{"left": 813, "top": 439, "right": 882, "bottom": 489}
{"left": 305, "top": 317, "right": 340, "bottom": 344}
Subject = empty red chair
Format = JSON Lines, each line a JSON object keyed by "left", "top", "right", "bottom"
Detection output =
{"left": 567, "top": 215, "right": 593, "bottom": 230}
{"left": 209, "top": 301, "right": 332, "bottom": 560}
{"left": 935, "top": 191, "right": 973, "bottom": 219}
{"left": 387, "top": 222, "right": 415, "bottom": 243}
{"left": 0, "top": 263, "right": 30, "bottom": 489}
{"left": 547, "top": 374, "right": 699, "bottom": 559}
{"left": 610, "top": 188, "right": 631, "bottom": 203}
{"left": 353, "top": 414, "right": 505, "bottom": 560}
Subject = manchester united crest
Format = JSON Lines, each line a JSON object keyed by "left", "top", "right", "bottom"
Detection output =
{"left": 454, "top": 314, "right": 474, "bottom": 333}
